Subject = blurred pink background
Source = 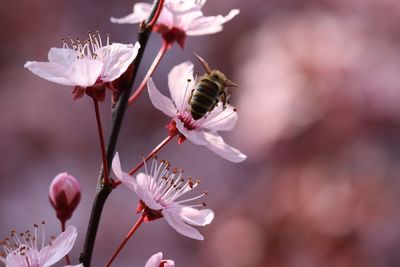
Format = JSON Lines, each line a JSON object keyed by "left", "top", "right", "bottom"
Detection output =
{"left": 2, "top": 0, "right": 400, "bottom": 266}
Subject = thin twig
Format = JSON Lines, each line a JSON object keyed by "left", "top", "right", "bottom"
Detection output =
{"left": 93, "top": 97, "right": 109, "bottom": 185}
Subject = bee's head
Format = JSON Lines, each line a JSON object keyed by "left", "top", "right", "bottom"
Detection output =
{"left": 194, "top": 52, "right": 239, "bottom": 88}
{"left": 210, "top": 70, "right": 239, "bottom": 88}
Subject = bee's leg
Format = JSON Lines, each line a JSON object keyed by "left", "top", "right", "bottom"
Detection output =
{"left": 209, "top": 99, "right": 219, "bottom": 112}
{"left": 219, "top": 91, "right": 228, "bottom": 110}
{"left": 188, "top": 89, "right": 195, "bottom": 105}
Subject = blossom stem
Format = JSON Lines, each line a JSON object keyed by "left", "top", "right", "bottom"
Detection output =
{"left": 113, "top": 134, "right": 176, "bottom": 187}
{"left": 105, "top": 215, "right": 145, "bottom": 267}
{"left": 128, "top": 40, "right": 170, "bottom": 105}
{"left": 61, "top": 221, "right": 71, "bottom": 265}
{"left": 129, "top": 134, "right": 175, "bottom": 175}
{"left": 93, "top": 97, "right": 109, "bottom": 185}
{"left": 79, "top": 1, "right": 164, "bottom": 266}
{"left": 147, "top": 0, "right": 164, "bottom": 28}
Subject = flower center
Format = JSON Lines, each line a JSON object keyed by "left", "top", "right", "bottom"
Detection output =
{"left": 149, "top": 159, "right": 208, "bottom": 206}
{"left": 62, "top": 31, "right": 110, "bottom": 60}
{"left": 0, "top": 222, "right": 50, "bottom": 266}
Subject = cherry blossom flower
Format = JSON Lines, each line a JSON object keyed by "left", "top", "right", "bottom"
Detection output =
{"left": 0, "top": 224, "right": 81, "bottom": 267}
{"left": 111, "top": 0, "right": 239, "bottom": 48}
{"left": 112, "top": 153, "right": 214, "bottom": 240}
{"left": 147, "top": 61, "right": 246, "bottom": 162}
{"left": 144, "top": 252, "right": 174, "bottom": 267}
{"left": 49, "top": 172, "right": 81, "bottom": 223}
{"left": 24, "top": 32, "right": 140, "bottom": 100}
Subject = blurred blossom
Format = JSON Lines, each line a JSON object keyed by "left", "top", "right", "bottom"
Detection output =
{"left": 207, "top": 217, "right": 265, "bottom": 267}
{"left": 234, "top": 11, "right": 400, "bottom": 158}
{"left": 0, "top": 224, "right": 80, "bottom": 267}
{"left": 147, "top": 61, "right": 246, "bottom": 162}
{"left": 112, "top": 153, "right": 214, "bottom": 240}
{"left": 144, "top": 252, "right": 174, "bottom": 267}
{"left": 49, "top": 172, "right": 81, "bottom": 223}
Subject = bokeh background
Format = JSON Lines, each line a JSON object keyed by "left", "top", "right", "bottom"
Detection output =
{"left": 2, "top": 0, "right": 400, "bottom": 266}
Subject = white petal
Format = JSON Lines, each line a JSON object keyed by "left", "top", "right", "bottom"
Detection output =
{"left": 168, "top": 61, "right": 195, "bottom": 109}
{"left": 112, "top": 153, "right": 142, "bottom": 194}
{"left": 175, "top": 10, "right": 204, "bottom": 30}
{"left": 148, "top": 78, "right": 177, "bottom": 117}
{"left": 179, "top": 206, "right": 214, "bottom": 226}
{"left": 64, "top": 264, "right": 84, "bottom": 267}
{"left": 174, "top": 119, "right": 208, "bottom": 145}
{"left": 39, "top": 226, "right": 77, "bottom": 267}
{"left": 111, "top": 3, "right": 152, "bottom": 24}
{"left": 6, "top": 251, "right": 38, "bottom": 267}
{"left": 111, "top": 152, "right": 124, "bottom": 180}
{"left": 165, "top": 0, "right": 205, "bottom": 13}
{"left": 64, "top": 58, "right": 103, "bottom": 87}
{"left": 163, "top": 260, "right": 175, "bottom": 267}
{"left": 144, "top": 252, "right": 163, "bottom": 267}
{"left": 136, "top": 173, "right": 162, "bottom": 210}
{"left": 48, "top": 48, "right": 78, "bottom": 68}
{"left": 156, "top": 5, "right": 174, "bottom": 27}
{"left": 162, "top": 209, "right": 204, "bottom": 240}
{"left": 99, "top": 42, "right": 140, "bottom": 82}
{"left": 24, "top": 61, "right": 76, "bottom": 86}
{"left": 186, "top": 9, "right": 240, "bottom": 36}
{"left": 201, "top": 104, "right": 238, "bottom": 131}
{"left": 204, "top": 132, "right": 247, "bottom": 162}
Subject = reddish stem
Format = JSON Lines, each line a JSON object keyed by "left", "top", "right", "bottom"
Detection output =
{"left": 113, "top": 134, "right": 176, "bottom": 187}
{"left": 105, "top": 215, "right": 145, "bottom": 267}
{"left": 147, "top": 0, "right": 164, "bottom": 28}
{"left": 61, "top": 221, "right": 71, "bottom": 265}
{"left": 128, "top": 41, "right": 170, "bottom": 105}
{"left": 92, "top": 97, "right": 109, "bottom": 185}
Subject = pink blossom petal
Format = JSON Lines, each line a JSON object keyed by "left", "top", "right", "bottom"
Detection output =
{"left": 144, "top": 252, "right": 163, "bottom": 267}
{"left": 147, "top": 78, "right": 177, "bottom": 117}
{"left": 168, "top": 61, "right": 194, "bottom": 109}
{"left": 170, "top": 205, "right": 214, "bottom": 226}
{"left": 112, "top": 153, "right": 140, "bottom": 192}
{"left": 111, "top": 3, "right": 152, "bottom": 24}
{"left": 144, "top": 252, "right": 175, "bottom": 267}
{"left": 174, "top": 119, "right": 208, "bottom": 145}
{"left": 176, "top": 10, "right": 204, "bottom": 30}
{"left": 24, "top": 61, "right": 76, "bottom": 86}
{"left": 201, "top": 104, "right": 238, "bottom": 131}
{"left": 204, "top": 132, "right": 247, "bottom": 162}
{"left": 186, "top": 9, "right": 240, "bottom": 36}
{"left": 48, "top": 48, "right": 78, "bottom": 68}
{"left": 163, "top": 260, "right": 175, "bottom": 267}
{"left": 113, "top": 154, "right": 162, "bottom": 210}
{"left": 100, "top": 42, "right": 140, "bottom": 82}
{"left": 165, "top": 0, "right": 205, "bottom": 13}
{"left": 162, "top": 209, "right": 204, "bottom": 240}
{"left": 136, "top": 173, "right": 162, "bottom": 210}
{"left": 65, "top": 264, "right": 84, "bottom": 267}
{"left": 156, "top": 5, "right": 174, "bottom": 27}
{"left": 39, "top": 226, "right": 77, "bottom": 267}
{"left": 111, "top": 152, "right": 124, "bottom": 179}
{"left": 6, "top": 249, "right": 39, "bottom": 266}
{"left": 64, "top": 58, "right": 103, "bottom": 87}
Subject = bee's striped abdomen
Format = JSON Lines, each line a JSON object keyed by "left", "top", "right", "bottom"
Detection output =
{"left": 190, "top": 79, "right": 219, "bottom": 120}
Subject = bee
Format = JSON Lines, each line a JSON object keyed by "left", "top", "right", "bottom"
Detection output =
{"left": 189, "top": 53, "right": 238, "bottom": 120}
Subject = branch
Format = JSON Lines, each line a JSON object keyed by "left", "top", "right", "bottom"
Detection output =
{"left": 79, "top": 1, "right": 164, "bottom": 266}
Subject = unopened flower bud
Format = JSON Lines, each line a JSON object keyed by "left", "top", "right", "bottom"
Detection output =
{"left": 49, "top": 172, "right": 81, "bottom": 223}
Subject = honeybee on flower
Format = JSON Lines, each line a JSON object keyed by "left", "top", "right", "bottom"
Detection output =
{"left": 147, "top": 61, "right": 246, "bottom": 162}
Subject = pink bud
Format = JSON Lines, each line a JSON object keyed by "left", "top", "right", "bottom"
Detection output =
{"left": 49, "top": 172, "right": 81, "bottom": 223}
